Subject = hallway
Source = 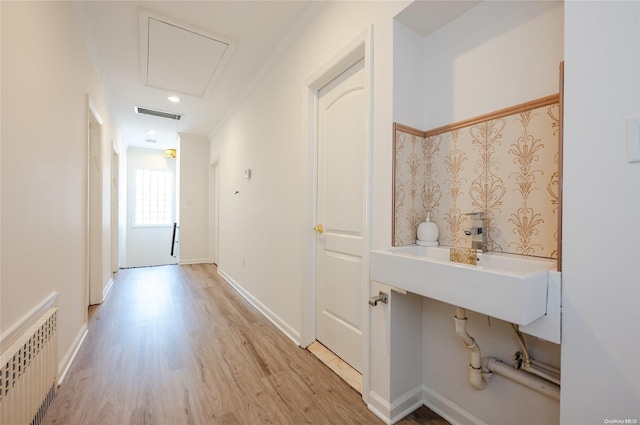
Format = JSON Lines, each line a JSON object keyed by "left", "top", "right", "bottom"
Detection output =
{"left": 42, "top": 265, "right": 446, "bottom": 424}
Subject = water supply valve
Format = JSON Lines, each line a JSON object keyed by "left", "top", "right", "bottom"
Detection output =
{"left": 369, "top": 291, "right": 388, "bottom": 307}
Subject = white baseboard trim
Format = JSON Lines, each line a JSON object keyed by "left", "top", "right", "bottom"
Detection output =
{"left": 57, "top": 324, "right": 88, "bottom": 386}
{"left": 103, "top": 277, "right": 114, "bottom": 301}
{"left": 390, "top": 386, "right": 425, "bottom": 424}
{"left": 423, "top": 385, "right": 486, "bottom": 425}
{"left": 217, "top": 267, "right": 300, "bottom": 345}
{"left": 367, "top": 391, "right": 393, "bottom": 424}
{"left": 0, "top": 292, "right": 59, "bottom": 349}
{"left": 369, "top": 385, "right": 485, "bottom": 425}
{"left": 367, "top": 386, "right": 424, "bottom": 425}
{"left": 178, "top": 258, "right": 210, "bottom": 265}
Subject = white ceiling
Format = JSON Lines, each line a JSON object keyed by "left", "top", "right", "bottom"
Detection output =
{"left": 394, "top": 1, "right": 481, "bottom": 37}
{"left": 74, "top": 1, "right": 326, "bottom": 150}
{"left": 141, "top": 12, "right": 234, "bottom": 99}
{"left": 74, "top": 1, "right": 483, "bottom": 152}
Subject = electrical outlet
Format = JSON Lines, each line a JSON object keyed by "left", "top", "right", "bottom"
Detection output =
{"left": 627, "top": 115, "right": 640, "bottom": 163}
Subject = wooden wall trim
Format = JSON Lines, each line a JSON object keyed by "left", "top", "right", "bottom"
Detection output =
{"left": 391, "top": 123, "right": 398, "bottom": 246}
{"left": 394, "top": 122, "right": 424, "bottom": 137}
{"left": 423, "top": 93, "right": 560, "bottom": 138}
{"left": 557, "top": 63, "right": 564, "bottom": 272}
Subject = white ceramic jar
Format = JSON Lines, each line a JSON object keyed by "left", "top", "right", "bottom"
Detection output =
{"left": 417, "top": 211, "right": 439, "bottom": 246}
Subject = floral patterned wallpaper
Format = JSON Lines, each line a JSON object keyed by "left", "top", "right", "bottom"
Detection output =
{"left": 393, "top": 98, "right": 560, "bottom": 259}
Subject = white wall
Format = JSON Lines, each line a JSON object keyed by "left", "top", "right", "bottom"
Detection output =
{"left": 422, "top": 1, "right": 563, "bottom": 129}
{"left": 178, "top": 133, "right": 210, "bottom": 265}
{"left": 393, "top": 20, "right": 425, "bottom": 130}
{"left": 1, "top": 1, "right": 118, "bottom": 370}
{"left": 391, "top": 0, "right": 640, "bottom": 422}
{"left": 208, "top": 1, "right": 569, "bottom": 422}
{"left": 392, "top": 2, "right": 564, "bottom": 424}
{"left": 1, "top": 1, "right": 634, "bottom": 422}
{"left": 562, "top": 1, "right": 640, "bottom": 422}
{"left": 125, "top": 147, "right": 177, "bottom": 267}
{"left": 210, "top": 0, "right": 409, "bottom": 341}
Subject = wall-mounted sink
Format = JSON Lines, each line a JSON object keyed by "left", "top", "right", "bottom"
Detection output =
{"left": 369, "top": 245, "right": 556, "bottom": 325}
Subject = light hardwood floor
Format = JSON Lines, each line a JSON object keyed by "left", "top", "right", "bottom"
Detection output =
{"left": 43, "top": 264, "right": 448, "bottom": 425}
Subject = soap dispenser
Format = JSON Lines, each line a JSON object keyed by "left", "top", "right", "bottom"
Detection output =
{"left": 416, "top": 211, "right": 439, "bottom": 247}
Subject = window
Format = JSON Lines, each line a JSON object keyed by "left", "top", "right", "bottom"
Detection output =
{"left": 134, "top": 168, "right": 174, "bottom": 226}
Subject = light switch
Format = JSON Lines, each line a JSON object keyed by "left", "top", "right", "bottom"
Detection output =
{"left": 244, "top": 168, "right": 251, "bottom": 179}
{"left": 627, "top": 115, "right": 640, "bottom": 163}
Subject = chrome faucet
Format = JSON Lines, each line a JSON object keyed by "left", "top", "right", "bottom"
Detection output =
{"left": 464, "top": 212, "right": 487, "bottom": 252}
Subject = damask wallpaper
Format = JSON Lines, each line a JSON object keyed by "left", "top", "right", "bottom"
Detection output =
{"left": 393, "top": 97, "right": 560, "bottom": 259}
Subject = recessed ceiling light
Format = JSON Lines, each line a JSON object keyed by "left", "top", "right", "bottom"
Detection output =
{"left": 167, "top": 96, "right": 180, "bottom": 103}
{"left": 145, "top": 129, "right": 156, "bottom": 135}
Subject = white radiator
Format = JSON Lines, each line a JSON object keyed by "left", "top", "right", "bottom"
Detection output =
{"left": 1, "top": 307, "right": 58, "bottom": 425}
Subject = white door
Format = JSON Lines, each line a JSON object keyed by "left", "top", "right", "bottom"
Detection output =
{"left": 315, "top": 59, "right": 365, "bottom": 373}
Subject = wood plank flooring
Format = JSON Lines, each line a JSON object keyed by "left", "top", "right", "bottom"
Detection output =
{"left": 43, "top": 264, "right": 448, "bottom": 425}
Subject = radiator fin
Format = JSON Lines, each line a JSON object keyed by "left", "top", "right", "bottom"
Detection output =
{"left": 0, "top": 308, "right": 58, "bottom": 425}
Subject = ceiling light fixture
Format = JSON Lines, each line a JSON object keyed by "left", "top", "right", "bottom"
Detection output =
{"left": 167, "top": 96, "right": 180, "bottom": 103}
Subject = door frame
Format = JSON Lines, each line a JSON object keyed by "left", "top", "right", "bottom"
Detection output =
{"left": 86, "top": 96, "right": 105, "bottom": 307}
{"left": 111, "top": 142, "right": 120, "bottom": 273}
{"left": 209, "top": 159, "right": 220, "bottom": 265}
{"left": 301, "top": 25, "right": 373, "bottom": 399}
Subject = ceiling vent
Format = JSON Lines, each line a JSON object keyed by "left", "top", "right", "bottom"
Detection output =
{"left": 135, "top": 106, "right": 183, "bottom": 121}
{"left": 139, "top": 10, "right": 236, "bottom": 99}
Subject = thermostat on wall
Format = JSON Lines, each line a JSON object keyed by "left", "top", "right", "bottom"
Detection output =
{"left": 244, "top": 168, "right": 251, "bottom": 179}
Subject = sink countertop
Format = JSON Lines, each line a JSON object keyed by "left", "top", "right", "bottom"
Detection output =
{"left": 369, "top": 245, "right": 556, "bottom": 325}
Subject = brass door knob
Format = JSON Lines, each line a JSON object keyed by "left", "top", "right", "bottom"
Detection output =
{"left": 314, "top": 224, "right": 324, "bottom": 234}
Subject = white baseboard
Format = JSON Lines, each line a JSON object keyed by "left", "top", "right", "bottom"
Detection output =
{"left": 178, "top": 258, "right": 210, "bottom": 265}
{"left": 368, "top": 385, "right": 486, "bottom": 425}
{"left": 57, "top": 324, "right": 88, "bottom": 386}
{"left": 367, "top": 386, "right": 423, "bottom": 425}
{"left": 217, "top": 267, "right": 300, "bottom": 345}
{"left": 103, "top": 277, "right": 114, "bottom": 301}
{"left": 368, "top": 391, "right": 393, "bottom": 424}
{"left": 390, "top": 386, "right": 425, "bottom": 424}
{"left": 423, "top": 385, "right": 486, "bottom": 425}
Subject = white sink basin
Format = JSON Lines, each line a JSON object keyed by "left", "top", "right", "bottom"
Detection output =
{"left": 369, "top": 245, "right": 556, "bottom": 325}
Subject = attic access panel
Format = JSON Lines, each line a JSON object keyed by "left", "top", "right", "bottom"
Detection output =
{"left": 140, "top": 11, "right": 236, "bottom": 98}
